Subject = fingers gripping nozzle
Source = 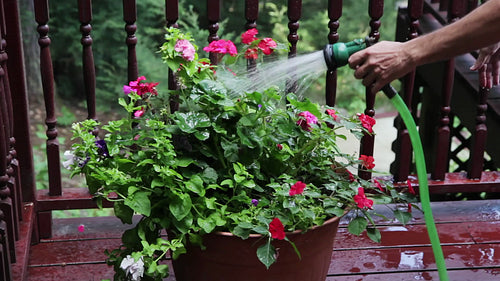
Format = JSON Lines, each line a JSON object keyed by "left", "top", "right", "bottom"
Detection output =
{"left": 323, "top": 37, "right": 375, "bottom": 71}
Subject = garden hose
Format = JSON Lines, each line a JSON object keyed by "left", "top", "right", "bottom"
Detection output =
{"left": 382, "top": 84, "right": 449, "bottom": 281}
{"left": 323, "top": 41, "right": 449, "bottom": 280}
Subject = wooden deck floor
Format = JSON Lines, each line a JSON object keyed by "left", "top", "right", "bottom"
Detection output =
{"left": 23, "top": 199, "right": 500, "bottom": 281}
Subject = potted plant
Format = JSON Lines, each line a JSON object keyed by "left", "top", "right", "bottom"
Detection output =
{"left": 68, "top": 27, "right": 416, "bottom": 281}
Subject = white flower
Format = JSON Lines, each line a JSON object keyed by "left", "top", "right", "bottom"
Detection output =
{"left": 62, "top": 150, "right": 74, "bottom": 170}
{"left": 120, "top": 255, "right": 144, "bottom": 281}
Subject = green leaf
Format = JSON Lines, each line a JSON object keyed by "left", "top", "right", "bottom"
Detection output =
{"left": 169, "top": 193, "right": 192, "bottom": 220}
{"left": 256, "top": 240, "right": 277, "bottom": 269}
{"left": 394, "top": 210, "right": 412, "bottom": 225}
{"left": 114, "top": 201, "right": 134, "bottom": 224}
{"left": 366, "top": 227, "right": 381, "bottom": 243}
{"left": 185, "top": 175, "right": 205, "bottom": 196}
{"left": 197, "top": 217, "right": 216, "bottom": 233}
{"left": 348, "top": 217, "right": 368, "bottom": 236}
{"left": 124, "top": 191, "right": 151, "bottom": 216}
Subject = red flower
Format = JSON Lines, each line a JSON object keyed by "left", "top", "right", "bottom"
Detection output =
{"left": 244, "top": 48, "right": 259, "bottom": 60}
{"left": 241, "top": 28, "right": 258, "bottom": 44}
{"left": 359, "top": 155, "right": 375, "bottom": 170}
{"left": 407, "top": 180, "right": 416, "bottom": 195}
{"left": 353, "top": 187, "right": 374, "bottom": 209}
{"left": 269, "top": 218, "right": 286, "bottom": 240}
{"left": 373, "top": 179, "right": 384, "bottom": 192}
{"left": 326, "top": 109, "right": 339, "bottom": 121}
{"left": 347, "top": 170, "right": 356, "bottom": 183}
{"left": 357, "top": 113, "right": 376, "bottom": 133}
{"left": 203, "top": 39, "right": 238, "bottom": 56}
{"left": 276, "top": 143, "right": 283, "bottom": 150}
{"left": 289, "top": 181, "right": 306, "bottom": 196}
{"left": 258, "top": 38, "right": 277, "bottom": 55}
{"left": 408, "top": 203, "right": 413, "bottom": 213}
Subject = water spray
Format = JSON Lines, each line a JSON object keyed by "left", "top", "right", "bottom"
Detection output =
{"left": 323, "top": 39, "right": 449, "bottom": 281}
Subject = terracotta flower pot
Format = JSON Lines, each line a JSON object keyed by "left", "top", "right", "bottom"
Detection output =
{"left": 172, "top": 216, "right": 341, "bottom": 281}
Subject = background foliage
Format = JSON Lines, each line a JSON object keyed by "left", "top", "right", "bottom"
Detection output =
{"left": 22, "top": 0, "right": 402, "bottom": 113}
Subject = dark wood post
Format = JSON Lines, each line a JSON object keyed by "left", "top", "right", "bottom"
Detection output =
{"left": 286, "top": 0, "right": 301, "bottom": 95}
{"left": 325, "top": 0, "right": 342, "bottom": 107}
{"left": 245, "top": 0, "right": 259, "bottom": 72}
{"left": 207, "top": 0, "right": 220, "bottom": 64}
{"left": 79, "top": 0, "right": 97, "bottom": 122}
{"left": 123, "top": 0, "right": 138, "bottom": 82}
{"left": 391, "top": 0, "right": 424, "bottom": 182}
{"left": 165, "top": 0, "right": 179, "bottom": 113}
{"left": 359, "top": 0, "right": 383, "bottom": 180}
{"left": 432, "top": 0, "right": 467, "bottom": 180}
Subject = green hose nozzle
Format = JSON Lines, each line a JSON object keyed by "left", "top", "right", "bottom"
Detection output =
{"left": 323, "top": 37, "right": 375, "bottom": 70}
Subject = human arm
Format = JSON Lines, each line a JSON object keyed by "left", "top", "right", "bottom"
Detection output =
{"left": 348, "top": 0, "right": 500, "bottom": 93}
{"left": 470, "top": 43, "right": 500, "bottom": 88}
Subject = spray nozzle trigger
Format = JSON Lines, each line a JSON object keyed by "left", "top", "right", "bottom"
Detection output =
{"left": 323, "top": 37, "right": 374, "bottom": 71}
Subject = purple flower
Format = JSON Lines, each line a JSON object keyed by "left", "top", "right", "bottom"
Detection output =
{"left": 251, "top": 199, "right": 259, "bottom": 206}
{"left": 95, "top": 139, "right": 110, "bottom": 157}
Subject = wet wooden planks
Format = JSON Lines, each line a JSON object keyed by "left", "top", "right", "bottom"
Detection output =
{"left": 26, "top": 199, "right": 500, "bottom": 280}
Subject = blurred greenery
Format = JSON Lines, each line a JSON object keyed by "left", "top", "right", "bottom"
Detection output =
{"left": 41, "top": 0, "right": 402, "bottom": 114}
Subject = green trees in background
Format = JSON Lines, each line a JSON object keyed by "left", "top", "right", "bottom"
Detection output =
{"left": 21, "top": 0, "right": 402, "bottom": 113}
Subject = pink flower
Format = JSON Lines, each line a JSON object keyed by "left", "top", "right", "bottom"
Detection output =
{"left": 174, "top": 39, "right": 196, "bottom": 61}
{"left": 241, "top": 28, "right": 258, "bottom": 44}
{"left": 359, "top": 155, "right": 375, "bottom": 170}
{"left": 258, "top": 38, "right": 277, "bottom": 55}
{"left": 353, "top": 187, "right": 373, "bottom": 209}
{"left": 203, "top": 39, "right": 238, "bottom": 56}
{"left": 244, "top": 48, "right": 259, "bottom": 59}
{"left": 78, "top": 224, "right": 85, "bottom": 233}
{"left": 289, "top": 181, "right": 306, "bottom": 196}
{"left": 269, "top": 218, "right": 285, "bottom": 240}
{"left": 326, "top": 109, "right": 339, "bottom": 121}
{"left": 297, "top": 111, "right": 318, "bottom": 131}
{"left": 124, "top": 76, "right": 159, "bottom": 96}
{"left": 134, "top": 107, "right": 145, "bottom": 118}
{"left": 357, "top": 113, "right": 376, "bottom": 133}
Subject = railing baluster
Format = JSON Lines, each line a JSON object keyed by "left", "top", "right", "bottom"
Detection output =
{"left": 0, "top": 7, "right": 17, "bottom": 260}
{"left": 286, "top": 0, "right": 301, "bottom": 95}
{"left": 0, "top": 214, "right": 11, "bottom": 281}
{"left": 207, "top": 0, "right": 220, "bottom": 64}
{"left": 468, "top": 87, "right": 488, "bottom": 179}
{"left": 4, "top": 0, "right": 37, "bottom": 208}
{"left": 359, "top": 0, "right": 383, "bottom": 180}
{"left": 325, "top": 0, "right": 342, "bottom": 107}
{"left": 391, "top": 0, "right": 424, "bottom": 182}
{"left": 165, "top": 0, "right": 179, "bottom": 113}
{"left": 34, "top": 0, "right": 62, "bottom": 196}
{"left": 123, "top": 0, "right": 138, "bottom": 82}
{"left": 245, "top": 0, "right": 259, "bottom": 72}
{"left": 78, "top": 0, "right": 97, "bottom": 122}
{"left": 432, "top": 0, "right": 466, "bottom": 180}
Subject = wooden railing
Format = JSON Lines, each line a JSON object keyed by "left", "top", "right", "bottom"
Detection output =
{"left": 0, "top": 0, "right": 499, "bottom": 279}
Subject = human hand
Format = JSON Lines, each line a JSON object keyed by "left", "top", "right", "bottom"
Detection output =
{"left": 348, "top": 41, "right": 415, "bottom": 94}
{"left": 470, "top": 43, "right": 500, "bottom": 89}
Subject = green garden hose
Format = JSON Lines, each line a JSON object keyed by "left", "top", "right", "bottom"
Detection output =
{"left": 382, "top": 84, "right": 449, "bottom": 281}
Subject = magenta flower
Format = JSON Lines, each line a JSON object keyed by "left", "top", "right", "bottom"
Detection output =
{"left": 241, "top": 28, "right": 258, "bottom": 44}
{"left": 258, "top": 38, "right": 277, "bottom": 55}
{"left": 203, "top": 39, "right": 238, "bottom": 56}
{"left": 78, "top": 224, "right": 85, "bottom": 233}
{"left": 123, "top": 76, "right": 159, "bottom": 96}
{"left": 174, "top": 39, "right": 196, "bottom": 61}
{"left": 297, "top": 111, "right": 318, "bottom": 131}
{"left": 244, "top": 48, "right": 259, "bottom": 59}
{"left": 134, "top": 107, "right": 145, "bottom": 119}
{"left": 326, "top": 109, "right": 339, "bottom": 121}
